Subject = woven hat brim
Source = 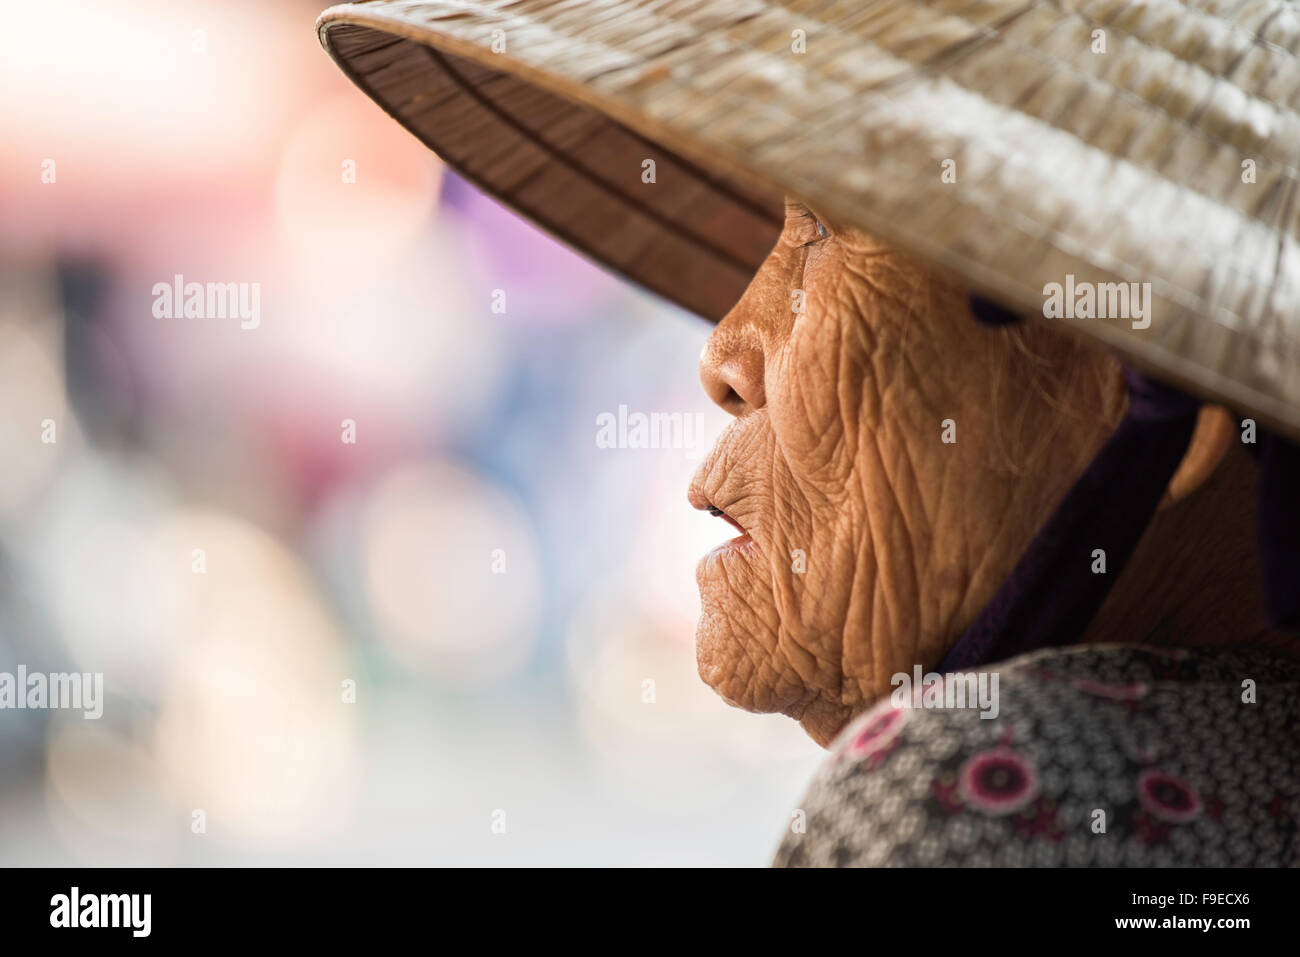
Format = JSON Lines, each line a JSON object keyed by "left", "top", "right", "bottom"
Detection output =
{"left": 318, "top": 0, "right": 1300, "bottom": 441}
{"left": 319, "top": 6, "right": 782, "bottom": 322}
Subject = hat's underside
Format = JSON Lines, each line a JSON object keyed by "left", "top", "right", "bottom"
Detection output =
{"left": 325, "top": 22, "right": 782, "bottom": 322}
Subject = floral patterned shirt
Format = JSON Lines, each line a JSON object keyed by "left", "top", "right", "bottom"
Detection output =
{"left": 774, "top": 644, "right": 1300, "bottom": 866}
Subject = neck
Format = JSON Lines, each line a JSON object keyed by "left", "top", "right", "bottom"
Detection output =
{"left": 1083, "top": 442, "right": 1297, "bottom": 656}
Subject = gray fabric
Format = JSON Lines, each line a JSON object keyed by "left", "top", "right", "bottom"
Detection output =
{"left": 774, "top": 645, "right": 1300, "bottom": 867}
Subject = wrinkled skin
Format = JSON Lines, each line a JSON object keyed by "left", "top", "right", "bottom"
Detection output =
{"left": 690, "top": 200, "right": 1282, "bottom": 746}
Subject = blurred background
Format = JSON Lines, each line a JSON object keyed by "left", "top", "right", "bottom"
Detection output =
{"left": 0, "top": 1, "right": 821, "bottom": 865}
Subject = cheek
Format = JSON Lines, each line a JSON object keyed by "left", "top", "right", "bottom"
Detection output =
{"left": 766, "top": 303, "right": 875, "bottom": 497}
{"left": 767, "top": 483, "right": 871, "bottom": 644}
{"left": 772, "top": 253, "right": 879, "bottom": 425}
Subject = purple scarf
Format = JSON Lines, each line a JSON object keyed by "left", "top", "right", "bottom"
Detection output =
{"left": 940, "top": 296, "right": 1297, "bottom": 671}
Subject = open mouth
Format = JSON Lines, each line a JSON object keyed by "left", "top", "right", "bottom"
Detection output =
{"left": 706, "top": 504, "right": 749, "bottom": 540}
{"left": 692, "top": 496, "right": 753, "bottom": 551}
{"left": 687, "top": 437, "right": 757, "bottom": 554}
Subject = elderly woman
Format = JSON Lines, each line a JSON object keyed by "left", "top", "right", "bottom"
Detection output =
{"left": 319, "top": 0, "right": 1300, "bottom": 865}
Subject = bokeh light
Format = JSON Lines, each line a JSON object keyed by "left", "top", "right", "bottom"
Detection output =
{"left": 0, "top": 0, "right": 822, "bottom": 866}
{"left": 361, "top": 460, "right": 542, "bottom": 686}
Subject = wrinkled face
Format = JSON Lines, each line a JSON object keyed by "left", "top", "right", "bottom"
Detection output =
{"left": 689, "top": 200, "right": 1124, "bottom": 746}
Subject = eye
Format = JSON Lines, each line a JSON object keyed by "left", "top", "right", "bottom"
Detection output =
{"left": 786, "top": 201, "right": 830, "bottom": 247}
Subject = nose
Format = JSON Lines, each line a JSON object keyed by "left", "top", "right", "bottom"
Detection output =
{"left": 699, "top": 321, "right": 766, "bottom": 416}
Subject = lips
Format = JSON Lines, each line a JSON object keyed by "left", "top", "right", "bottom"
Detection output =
{"left": 688, "top": 484, "right": 753, "bottom": 550}
{"left": 688, "top": 415, "right": 766, "bottom": 560}
{"left": 707, "top": 504, "right": 748, "bottom": 538}
{"left": 688, "top": 416, "right": 763, "bottom": 556}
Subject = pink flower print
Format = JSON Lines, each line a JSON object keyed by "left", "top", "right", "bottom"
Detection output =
{"left": 957, "top": 748, "right": 1040, "bottom": 816}
{"left": 1136, "top": 769, "right": 1202, "bottom": 823}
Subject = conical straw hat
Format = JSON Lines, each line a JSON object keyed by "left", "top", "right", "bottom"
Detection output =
{"left": 318, "top": 0, "right": 1300, "bottom": 440}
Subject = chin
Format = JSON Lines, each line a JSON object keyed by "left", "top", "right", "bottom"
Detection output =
{"left": 694, "top": 620, "right": 777, "bottom": 713}
{"left": 693, "top": 610, "right": 755, "bottom": 710}
{"left": 695, "top": 600, "right": 854, "bottom": 750}
{"left": 693, "top": 545, "right": 773, "bottom": 707}
{"left": 694, "top": 537, "right": 859, "bottom": 747}
{"left": 796, "top": 701, "right": 855, "bottom": 748}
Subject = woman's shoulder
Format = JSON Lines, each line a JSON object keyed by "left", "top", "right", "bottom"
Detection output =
{"left": 774, "top": 644, "right": 1300, "bottom": 867}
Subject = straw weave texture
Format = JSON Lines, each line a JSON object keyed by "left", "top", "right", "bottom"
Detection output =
{"left": 319, "top": 0, "right": 1300, "bottom": 437}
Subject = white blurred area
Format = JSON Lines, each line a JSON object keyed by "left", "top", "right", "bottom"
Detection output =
{"left": 0, "top": 1, "right": 821, "bottom": 865}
